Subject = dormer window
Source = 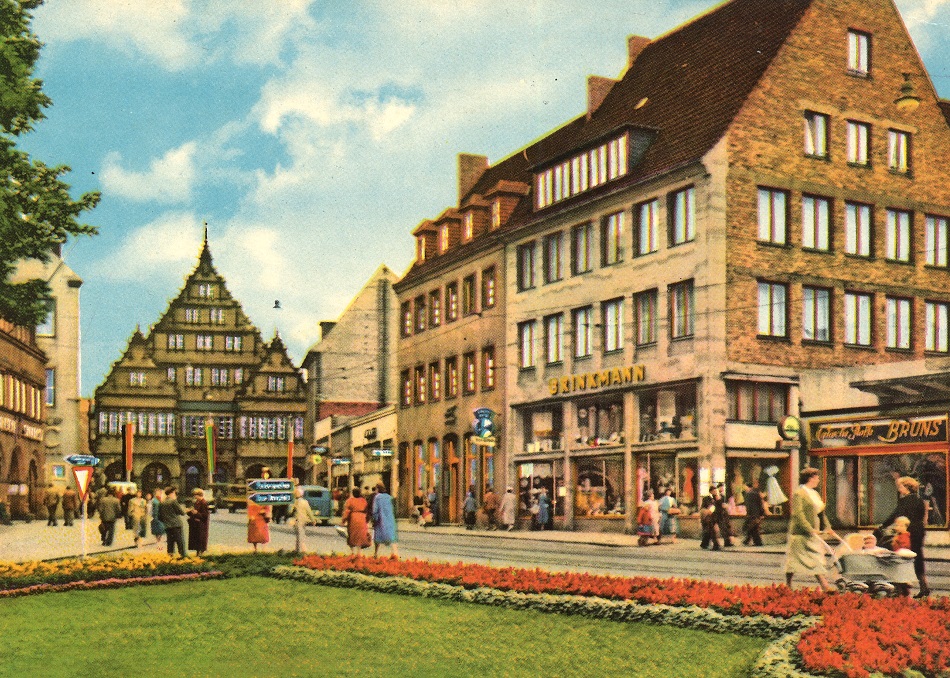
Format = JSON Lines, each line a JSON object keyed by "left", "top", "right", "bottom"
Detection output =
{"left": 491, "top": 200, "right": 501, "bottom": 230}
{"left": 417, "top": 236, "right": 427, "bottom": 261}
{"left": 535, "top": 133, "right": 629, "bottom": 210}
{"left": 462, "top": 212, "right": 474, "bottom": 241}
{"left": 439, "top": 224, "right": 450, "bottom": 253}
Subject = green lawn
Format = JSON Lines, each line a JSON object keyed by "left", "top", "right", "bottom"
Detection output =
{"left": 1, "top": 577, "right": 766, "bottom": 677}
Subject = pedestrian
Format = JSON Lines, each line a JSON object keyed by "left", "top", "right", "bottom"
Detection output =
{"left": 187, "top": 488, "right": 210, "bottom": 556}
{"left": 44, "top": 484, "right": 60, "bottom": 526}
{"left": 537, "top": 487, "right": 551, "bottom": 530}
{"left": 341, "top": 487, "right": 371, "bottom": 555}
{"left": 150, "top": 489, "right": 166, "bottom": 546}
{"left": 290, "top": 487, "right": 316, "bottom": 553}
{"left": 463, "top": 488, "right": 478, "bottom": 530}
{"left": 658, "top": 488, "right": 679, "bottom": 544}
{"left": 742, "top": 482, "right": 769, "bottom": 547}
{"left": 61, "top": 487, "right": 78, "bottom": 527}
{"left": 97, "top": 490, "right": 122, "bottom": 546}
{"left": 482, "top": 486, "right": 500, "bottom": 530}
{"left": 878, "top": 476, "right": 930, "bottom": 598}
{"left": 371, "top": 483, "right": 399, "bottom": 558}
{"left": 246, "top": 500, "right": 272, "bottom": 553}
{"left": 713, "top": 484, "right": 734, "bottom": 547}
{"left": 784, "top": 468, "right": 841, "bottom": 592}
{"left": 699, "top": 489, "right": 721, "bottom": 551}
{"left": 499, "top": 487, "right": 517, "bottom": 531}
{"left": 120, "top": 489, "right": 133, "bottom": 530}
{"left": 129, "top": 489, "right": 148, "bottom": 547}
{"left": 412, "top": 490, "right": 425, "bottom": 523}
{"left": 366, "top": 485, "right": 379, "bottom": 534}
{"left": 159, "top": 487, "right": 188, "bottom": 557}
{"left": 427, "top": 486, "right": 440, "bottom": 526}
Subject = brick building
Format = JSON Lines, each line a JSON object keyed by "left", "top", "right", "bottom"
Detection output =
{"left": 90, "top": 235, "right": 306, "bottom": 494}
{"left": 397, "top": 0, "right": 950, "bottom": 533}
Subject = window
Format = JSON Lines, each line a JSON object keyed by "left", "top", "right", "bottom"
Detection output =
{"left": 429, "top": 362, "right": 442, "bottom": 401}
{"left": 428, "top": 290, "right": 442, "bottom": 327}
{"left": 803, "top": 287, "right": 831, "bottom": 342}
{"left": 844, "top": 292, "right": 873, "bottom": 346}
{"left": 209, "top": 308, "right": 224, "bottom": 324}
{"left": 198, "top": 283, "right": 215, "bottom": 298}
{"left": 846, "top": 121, "right": 870, "bottom": 165}
{"left": 401, "top": 301, "right": 412, "bottom": 336}
{"left": 463, "top": 352, "right": 477, "bottom": 394}
{"left": 669, "top": 186, "right": 695, "bottom": 245}
{"left": 727, "top": 381, "right": 789, "bottom": 423}
{"left": 543, "top": 232, "right": 563, "bottom": 283}
{"left": 225, "top": 335, "right": 242, "bottom": 352}
{"left": 439, "top": 224, "right": 450, "bottom": 253}
{"left": 847, "top": 30, "right": 870, "bottom": 75}
{"left": 802, "top": 195, "right": 831, "bottom": 251}
{"left": 888, "top": 130, "right": 910, "bottom": 172}
{"left": 544, "top": 314, "right": 564, "bottom": 364}
{"left": 517, "top": 242, "right": 536, "bottom": 291}
{"left": 601, "top": 211, "right": 624, "bottom": 265}
{"left": 445, "top": 357, "right": 459, "bottom": 398}
{"left": 45, "top": 368, "right": 54, "bottom": 406}
{"left": 196, "top": 334, "right": 213, "bottom": 350}
{"left": 926, "top": 301, "right": 949, "bottom": 352}
{"left": 167, "top": 367, "right": 176, "bottom": 383}
{"left": 634, "top": 289, "right": 658, "bottom": 345}
{"left": 415, "top": 295, "right": 427, "bottom": 332}
{"left": 211, "top": 368, "right": 229, "bottom": 387}
{"left": 234, "top": 368, "right": 244, "bottom": 384}
{"left": 804, "top": 111, "right": 828, "bottom": 158}
{"left": 602, "top": 298, "right": 624, "bottom": 352}
{"left": 185, "top": 308, "right": 200, "bottom": 323}
{"left": 573, "top": 307, "right": 593, "bottom": 358}
{"left": 414, "top": 366, "right": 426, "bottom": 404}
{"left": 462, "top": 212, "right": 474, "bottom": 241}
{"left": 845, "top": 202, "right": 872, "bottom": 257}
{"left": 571, "top": 223, "right": 594, "bottom": 274}
{"left": 416, "top": 236, "right": 427, "bottom": 261}
{"left": 534, "top": 133, "right": 629, "bottom": 209}
{"left": 926, "top": 216, "right": 949, "bottom": 267}
{"left": 669, "top": 280, "right": 694, "bottom": 339}
{"left": 758, "top": 188, "right": 788, "bottom": 244}
{"left": 167, "top": 334, "right": 184, "bottom": 350}
{"left": 636, "top": 199, "right": 659, "bottom": 255}
{"left": 401, "top": 370, "right": 412, "bottom": 407}
{"left": 885, "top": 209, "right": 911, "bottom": 262}
{"left": 267, "top": 375, "right": 286, "bottom": 392}
{"left": 518, "top": 321, "right": 536, "bottom": 369}
{"left": 186, "top": 366, "right": 203, "bottom": 386}
{"left": 446, "top": 283, "right": 459, "bottom": 321}
{"left": 886, "top": 297, "right": 912, "bottom": 350}
{"left": 482, "top": 347, "right": 496, "bottom": 390}
{"left": 491, "top": 200, "right": 501, "bottom": 229}
{"left": 461, "top": 275, "right": 477, "bottom": 316}
{"left": 481, "top": 267, "right": 496, "bottom": 308}
{"left": 758, "top": 282, "right": 788, "bottom": 337}
{"left": 36, "top": 301, "right": 55, "bottom": 336}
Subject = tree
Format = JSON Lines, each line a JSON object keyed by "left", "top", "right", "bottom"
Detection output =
{"left": 0, "top": 0, "right": 99, "bottom": 327}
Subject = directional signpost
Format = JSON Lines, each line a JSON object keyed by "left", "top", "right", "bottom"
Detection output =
{"left": 64, "top": 454, "right": 100, "bottom": 559}
{"left": 246, "top": 478, "right": 294, "bottom": 506}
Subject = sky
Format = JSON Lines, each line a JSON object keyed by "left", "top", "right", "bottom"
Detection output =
{"left": 16, "top": 0, "right": 950, "bottom": 396}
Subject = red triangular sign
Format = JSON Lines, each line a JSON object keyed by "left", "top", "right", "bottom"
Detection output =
{"left": 73, "top": 466, "right": 93, "bottom": 502}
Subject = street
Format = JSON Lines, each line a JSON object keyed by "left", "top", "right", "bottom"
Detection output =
{"left": 3, "top": 510, "right": 949, "bottom": 594}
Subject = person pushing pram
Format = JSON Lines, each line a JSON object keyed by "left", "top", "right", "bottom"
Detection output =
{"left": 831, "top": 520, "right": 917, "bottom": 596}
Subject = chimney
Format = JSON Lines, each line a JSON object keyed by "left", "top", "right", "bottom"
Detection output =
{"left": 458, "top": 153, "right": 489, "bottom": 202}
{"left": 627, "top": 35, "right": 650, "bottom": 69}
{"left": 587, "top": 75, "right": 617, "bottom": 118}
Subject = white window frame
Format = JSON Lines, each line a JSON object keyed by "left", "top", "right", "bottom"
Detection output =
{"left": 804, "top": 111, "right": 828, "bottom": 158}
{"left": 926, "top": 301, "right": 950, "bottom": 352}
{"left": 844, "top": 292, "right": 873, "bottom": 346}
{"left": 885, "top": 209, "right": 911, "bottom": 262}
{"left": 637, "top": 199, "right": 659, "bottom": 255}
{"left": 886, "top": 297, "right": 912, "bottom": 350}
{"left": 802, "top": 195, "right": 831, "bottom": 251}
{"left": 602, "top": 212, "right": 624, "bottom": 265}
{"left": 888, "top": 129, "right": 910, "bottom": 172}
{"left": 544, "top": 314, "right": 563, "bottom": 364}
{"left": 802, "top": 287, "right": 831, "bottom": 342}
{"left": 757, "top": 282, "right": 788, "bottom": 337}
{"left": 848, "top": 30, "right": 870, "bottom": 75}
{"left": 846, "top": 120, "right": 870, "bottom": 165}
{"left": 518, "top": 321, "right": 536, "bottom": 369}
{"left": 670, "top": 186, "right": 695, "bottom": 245}
{"left": 757, "top": 188, "right": 787, "bottom": 244}
{"left": 926, "top": 215, "right": 949, "bottom": 267}
{"left": 845, "top": 202, "right": 872, "bottom": 257}
{"left": 573, "top": 307, "right": 593, "bottom": 358}
{"left": 603, "top": 298, "right": 624, "bottom": 352}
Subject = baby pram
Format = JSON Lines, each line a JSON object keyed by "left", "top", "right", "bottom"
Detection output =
{"left": 826, "top": 534, "right": 916, "bottom": 596}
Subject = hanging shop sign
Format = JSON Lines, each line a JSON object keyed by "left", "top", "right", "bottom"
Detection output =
{"left": 547, "top": 364, "right": 645, "bottom": 396}
{"left": 778, "top": 416, "right": 802, "bottom": 441}
{"left": 809, "top": 414, "right": 949, "bottom": 451}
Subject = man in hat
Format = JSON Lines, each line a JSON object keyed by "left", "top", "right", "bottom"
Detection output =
{"left": 61, "top": 486, "right": 78, "bottom": 526}
{"left": 499, "top": 487, "right": 517, "bottom": 531}
{"left": 713, "top": 484, "right": 734, "bottom": 547}
{"left": 44, "top": 484, "right": 60, "bottom": 526}
{"left": 482, "top": 486, "right": 500, "bottom": 530}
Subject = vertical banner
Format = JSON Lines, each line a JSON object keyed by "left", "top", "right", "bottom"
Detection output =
{"left": 287, "top": 434, "right": 295, "bottom": 481}
{"left": 123, "top": 422, "right": 134, "bottom": 479}
{"left": 205, "top": 421, "right": 216, "bottom": 481}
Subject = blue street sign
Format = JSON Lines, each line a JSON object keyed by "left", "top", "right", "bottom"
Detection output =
{"left": 248, "top": 492, "right": 294, "bottom": 505}
{"left": 371, "top": 449, "right": 393, "bottom": 457}
{"left": 65, "top": 454, "right": 100, "bottom": 466}
{"left": 247, "top": 479, "right": 294, "bottom": 492}
{"left": 332, "top": 458, "right": 351, "bottom": 465}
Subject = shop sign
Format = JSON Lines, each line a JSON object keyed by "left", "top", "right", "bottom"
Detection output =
{"left": 547, "top": 364, "right": 645, "bottom": 396}
{"left": 472, "top": 436, "right": 496, "bottom": 447}
{"left": 371, "top": 449, "right": 393, "bottom": 457}
{"left": 21, "top": 423, "right": 43, "bottom": 441}
{"left": 778, "top": 416, "right": 802, "bottom": 441}
{"left": 810, "top": 415, "right": 949, "bottom": 450}
{"left": 0, "top": 414, "right": 16, "bottom": 435}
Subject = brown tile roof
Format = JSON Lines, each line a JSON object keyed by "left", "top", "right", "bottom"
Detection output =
{"left": 317, "top": 401, "right": 384, "bottom": 420}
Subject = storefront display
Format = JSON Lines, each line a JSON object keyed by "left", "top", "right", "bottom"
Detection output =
{"left": 723, "top": 456, "right": 790, "bottom": 516}
{"left": 574, "top": 456, "right": 624, "bottom": 516}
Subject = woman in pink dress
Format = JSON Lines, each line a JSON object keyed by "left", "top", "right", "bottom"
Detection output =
{"left": 341, "top": 487, "right": 371, "bottom": 555}
{"left": 247, "top": 501, "right": 272, "bottom": 552}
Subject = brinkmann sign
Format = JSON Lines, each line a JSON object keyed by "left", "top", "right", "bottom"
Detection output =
{"left": 548, "top": 365, "right": 645, "bottom": 396}
{"left": 809, "top": 415, "right": 949, "bottom": 450}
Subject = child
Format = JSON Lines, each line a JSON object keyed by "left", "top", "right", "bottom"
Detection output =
{"left": 889, "top": 516, "right": 912, "bottom": 552}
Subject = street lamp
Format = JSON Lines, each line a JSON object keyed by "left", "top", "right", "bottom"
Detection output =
{"left": 895, "top": 73, "right": 920, "bottom": 114}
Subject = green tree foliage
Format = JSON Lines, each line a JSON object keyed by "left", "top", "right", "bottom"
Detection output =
{"left": 0, "top": 0, "right": 99, "bottom": 327}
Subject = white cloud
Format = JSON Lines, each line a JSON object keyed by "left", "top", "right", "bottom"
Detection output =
{"left": 91, "top": 212, "right": 205, "bottom": 281}
{"left": 897, "top": 0, "right": 950, "bottom": 28}
{"left": 101, "top": 142, "right": 197, "bottom": 203}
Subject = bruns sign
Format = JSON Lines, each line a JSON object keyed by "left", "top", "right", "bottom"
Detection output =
{"left": 810, "top": 415, "right": 948, "bottom": 450}
{"left": 548, "top": 365, "right": 645, "bottom": 396}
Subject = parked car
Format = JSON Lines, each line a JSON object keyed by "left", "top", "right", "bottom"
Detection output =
{"left": 298, "top": 485, "right": 333, "bottom": 525}
{"left": 106, "top": 481, "right": 137, "bottom": 496}
{"left": 212, "top": 482, "right": 248, "bottom": 513}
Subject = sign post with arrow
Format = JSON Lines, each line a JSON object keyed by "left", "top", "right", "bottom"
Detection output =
{"left": 64, "top": 454, "right": 99, "bottom": 559}
{"left": 246, "top": 478, "right": 295, "bottom": 506}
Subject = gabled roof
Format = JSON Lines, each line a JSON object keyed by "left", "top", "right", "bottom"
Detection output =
{"left": 939, "top": 100, "right": 950, "bottom": 128}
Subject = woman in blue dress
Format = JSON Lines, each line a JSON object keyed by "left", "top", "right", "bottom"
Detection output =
{"left": 149, "top": 489, "right": 166, "bottom": 546}
{"left": 536, "top": 487, "right": 551, "bottom": 530}
{"left": 371, "top": 483, "right": 399, "bottom": 558}
{"left": 658, "top": 488, "right": 679, "bottom": 543}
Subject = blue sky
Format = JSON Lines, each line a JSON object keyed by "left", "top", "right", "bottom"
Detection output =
{"left": 17, "top": 0, "right": 950, "bottom": 395}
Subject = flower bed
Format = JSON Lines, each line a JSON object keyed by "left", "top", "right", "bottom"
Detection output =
{"left": 0, "top": 552, "right": 211, "bottom": 591}
{"left": 0, "top": 571, "right": 224, "bottom": 598}
{"left": 291, "top": 555, "right": 950, "bottom": 678}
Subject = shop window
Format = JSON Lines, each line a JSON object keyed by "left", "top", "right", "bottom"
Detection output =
{"left": 575, "top": 457, "right": 625, "bottom": 517}
{"left": 635, "top": 453, "right": 678, "bottom": 508}
{"left": 725, "top": 458, "right": 789, "bottom": 517}
{"left": 575, "top": 398, "right": 624, "bottom": 446}
{"left": 639, "top": 385, "right": 696, "bottom": 440}
{"left": 852, "top": 453, "right": 947, "bottom": 528}
{"left": 726, "top": 381, "right": 788, "bottom": 423}
{"left": 522, "top": 407, "right": 563, "bottom": 453}
{"left": 518, "top": 461, "right": 564, "bottom": 523}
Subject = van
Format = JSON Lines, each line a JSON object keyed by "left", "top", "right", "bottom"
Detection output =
{"left": 212, "top": 482, "right": 248, "bottom": 513}
{"left": 298, "top": 485, "right": 333, "bottom": 525}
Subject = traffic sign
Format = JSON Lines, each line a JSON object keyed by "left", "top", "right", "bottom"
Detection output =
{"left": 65, "top": 454, "right": 100, "bottom": 467}
{"left": 247, "top": 479, "right": 294, "bottom": 492}
{"left": 72, "top": 466, "right": 94, "bottom": 502}
{"left": 371, "top": 449, "right": 393, "bottom": 457}
{"left": 332, "top": 458, "right": 351, "bottom": 465}
{"left": 248, "top": 492, "right": 293, "bottom": 505}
